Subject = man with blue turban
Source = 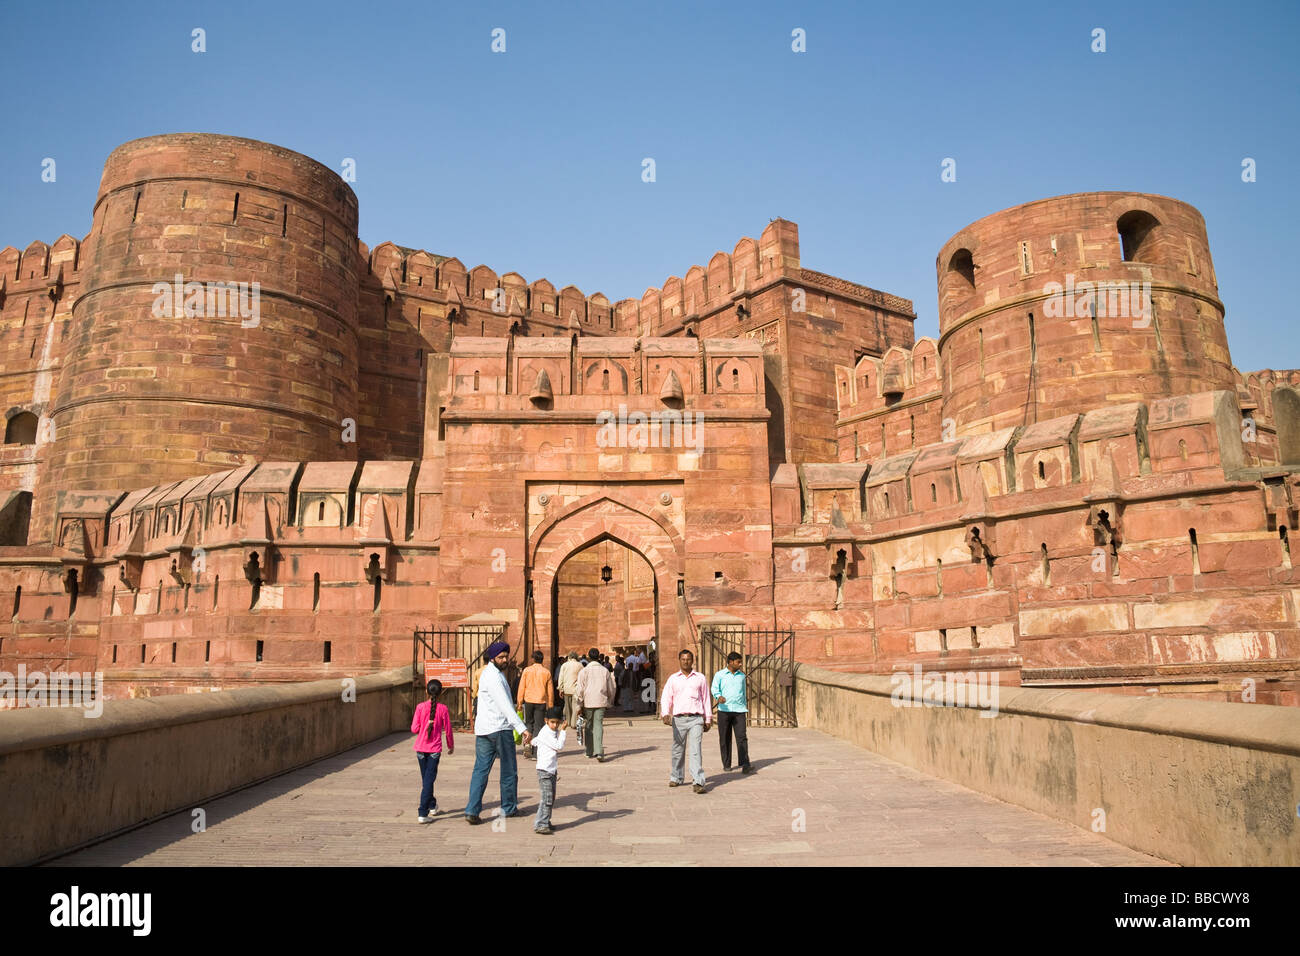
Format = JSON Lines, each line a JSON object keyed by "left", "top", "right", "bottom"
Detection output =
{"left": 464, "top": 641, "right": 531, "bottom": 824}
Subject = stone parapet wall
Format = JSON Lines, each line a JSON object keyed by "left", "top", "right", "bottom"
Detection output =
{"left": 0, "top": 665, "right": 412, "bottom": 866}
{"left": 794, "top": 663, "right": 1300, "bottom": 865}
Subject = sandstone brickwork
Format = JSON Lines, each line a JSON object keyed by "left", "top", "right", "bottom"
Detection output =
{"left": 2, "top": 135, "right": 1297, "bottom": 706}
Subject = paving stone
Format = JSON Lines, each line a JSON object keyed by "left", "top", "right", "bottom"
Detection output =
{"left": 48, "top": 720, "right": 1168, "bottom": 867}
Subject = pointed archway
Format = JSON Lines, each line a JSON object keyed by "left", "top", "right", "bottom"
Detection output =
{"left": 529, "top": 495, "right": 684, "bottom": 686}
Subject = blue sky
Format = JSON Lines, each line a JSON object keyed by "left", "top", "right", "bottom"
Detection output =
{"left": 1, "top": 0, "right": 1296, "bottom": 371}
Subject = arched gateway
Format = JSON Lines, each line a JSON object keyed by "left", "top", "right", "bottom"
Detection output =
{"left": 529, "top": 494, "right": 685, "bottom": 678}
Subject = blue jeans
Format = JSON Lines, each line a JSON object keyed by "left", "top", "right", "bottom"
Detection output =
{"left": 416, "top": 751, "right": 441, "bottom": 816}
{"left": 465, "top": 730, "right": 518, "bottom": 818}
{"left": 535, "top": 770, "right": 556, "bottom": 830}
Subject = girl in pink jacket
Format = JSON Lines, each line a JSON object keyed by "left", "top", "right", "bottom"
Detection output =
{"left": 411, "top": 679, "right": 455, "bottom": 822}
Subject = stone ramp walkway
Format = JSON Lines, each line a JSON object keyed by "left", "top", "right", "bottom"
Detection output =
{"left": 51, "top": 715, "right": 1167, "bottom": 866}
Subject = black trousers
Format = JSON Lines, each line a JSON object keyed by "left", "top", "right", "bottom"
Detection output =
{"left": 523, "top": 702, "right": 546, "bottom": 748}
{"left": 717, "top": 711, "right": 750, "bottom": 769}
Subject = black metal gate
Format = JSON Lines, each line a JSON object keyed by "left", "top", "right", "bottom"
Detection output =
{"left": 412, "top": 623, "right": 507, "bottom": 728}
{"left": 698, "top": 623, "right": 796, "bottom": 727}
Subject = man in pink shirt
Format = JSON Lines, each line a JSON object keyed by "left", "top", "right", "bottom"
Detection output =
{"left": 660, "top": 648, "right": 712, "bottom": 793}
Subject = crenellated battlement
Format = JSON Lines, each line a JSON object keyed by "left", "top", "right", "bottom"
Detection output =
{"left": 443, "top": 335, "right": 764, "bottom": 409}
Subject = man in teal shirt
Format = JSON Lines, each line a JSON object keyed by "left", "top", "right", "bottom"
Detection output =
{"left": 711, "top": 652, "right": 752, "bottom": 774}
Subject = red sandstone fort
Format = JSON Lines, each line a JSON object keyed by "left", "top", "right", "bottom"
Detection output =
{"left": 2, "top": 133, "right": 1298, "bottom": 705}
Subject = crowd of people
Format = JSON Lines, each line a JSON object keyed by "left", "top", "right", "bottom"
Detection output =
{"left": 409, "top": 641, "right": 754, "bottom": 835}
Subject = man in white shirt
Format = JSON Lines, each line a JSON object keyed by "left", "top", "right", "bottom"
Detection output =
{"left": 464, "top": 641, "right": 531, "bottom": 824}
{"left": 557, "top": 651, "right": 584, "bottom": 728}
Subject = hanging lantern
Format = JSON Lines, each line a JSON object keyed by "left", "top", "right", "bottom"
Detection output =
{"left": 600, "top": 538, "right": 613, "bottom": 584}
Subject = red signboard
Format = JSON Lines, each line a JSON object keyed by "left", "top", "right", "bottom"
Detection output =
{"left": 424, "top": 658, "right": 469, "bottom": 688}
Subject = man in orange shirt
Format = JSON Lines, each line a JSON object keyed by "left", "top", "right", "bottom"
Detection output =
{"left": 517, "top": 650, "right": 555, "bottom": 759}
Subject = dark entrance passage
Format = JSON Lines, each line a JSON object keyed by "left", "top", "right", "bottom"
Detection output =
{"left": 551, "top": 534, "right": 659, "bottom": 709}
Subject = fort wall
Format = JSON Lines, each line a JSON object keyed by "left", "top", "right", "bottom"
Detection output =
{"left": 1, "top": 133, "right": 1297, "bottom": 707}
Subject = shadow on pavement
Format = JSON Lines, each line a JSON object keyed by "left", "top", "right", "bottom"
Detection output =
{"left": 703, "top": 754, "right": 791, "bottom": 790}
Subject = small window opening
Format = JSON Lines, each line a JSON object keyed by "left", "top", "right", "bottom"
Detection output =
{"left": 930, "top": 483, "right": 936, "bottom": 503}
{"left": 1189, "top": 528, "right": 1200, "bottom": 575}
{"left": 318, "top": 501, "right": 325, "bottom": 521}
{"left": 313, "top": 572, "right": 321, "bottom": 612}
{"left": 1038, "top": 460, "right": 1046, "bottom": 481}
{"left": 473, "top": 370, "right": 480, "bottom": 391}
{"left": 132, "top": 191, "right": 141, "bottom": 223}
{"left": 282, "top": 204, "right": 288, "bottom": 238}
{"left": 181, "top": 189, "right": 187, "bottom": 209}
{"left": 256, "top": 639, "right": 264, "bottom": 662}
{"left": 171, "top": 641, "right": 177, "bottom": 663}
{"left": 232, "top": 192, "right": 240, "bottom": 223}
{"left": 204, "top": 640, "right": 210, "bottom": 663}
{"left": 1118, "top": 210, "right": 1160, "bottom": 263}
{"left": 1040, "top": 543, "right": 1050, "bottom": 585}
{"left": 324, "top": 641, "right": 332, "bottom": 663}
{"left": 1280, "top": 527, "right": 1292, "bottom": 569}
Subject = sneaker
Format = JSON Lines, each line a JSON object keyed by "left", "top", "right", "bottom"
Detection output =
{"left": 668, "top": 781, "right": 682, "bottom": 788}
{"left": 596, "top": 755, "right": 606, "bottom": 762}
{"left": 692, "top": 783, "right": 706, "bottom": 794}
{"left": 534, "top": 826, "right": 554, "bottom": 835}
{"left": 465, "top": 815, "right": 484, "bottom": 825}
{"left": 417, "top": 815, "right": 431, "bottom": 824}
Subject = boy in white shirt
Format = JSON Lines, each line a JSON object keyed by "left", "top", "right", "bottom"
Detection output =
{"left": 533, "top": 705, "right": 567, "bottom": 835}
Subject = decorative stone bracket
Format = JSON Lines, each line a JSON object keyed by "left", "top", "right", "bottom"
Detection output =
{"left": 1087, "top": 504, "right": 1122, "bottom": 553}
{"left": 114, "top": 519, "right": 145, "bottom": 591}
{"left": 240, "top": 500, "right": 274, "bottom": 584}
{"left": 965, "top": 525, "right": 995, "bottom": 564}
{"left": 826, "top": 531, "right": 856, "bottom": 578}
{"left": 242, "top": 550, "right": 268, "bottom": 585}
{"left": 168, "top": 548, "right": 196, "bottom": 585}
{"left": 359, "top": 497, "right": 394, "bottom": 584}
{"left": 166, "top": 512, "right": 199, "bottom": 585}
